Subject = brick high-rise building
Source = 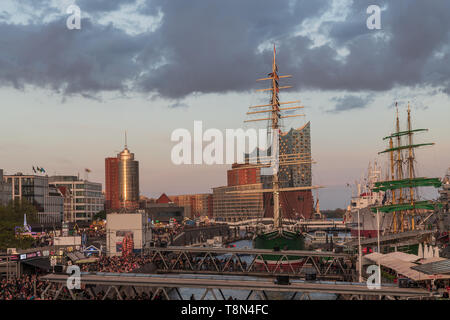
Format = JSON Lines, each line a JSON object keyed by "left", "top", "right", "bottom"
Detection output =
{"left": 105, "top": 157, "right": 120, "bottom": 211}
{"left": 227, "top": 163, "right": 259, "bottom": 186}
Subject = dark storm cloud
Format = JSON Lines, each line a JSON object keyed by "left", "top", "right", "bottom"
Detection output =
{"left": 137, "top": 0, "right": 329, "bottom": 98}
{"left": 0, "top": 0, "right": 449, "bottom": 104}
{"left": 328, "top": 95, "right": 374, "bottom": 113}
{"left": 0, "top": 18, "right": 146, "bottom": 95}
{"left": 299, "top": 0, "right": 450, "bottom": 93}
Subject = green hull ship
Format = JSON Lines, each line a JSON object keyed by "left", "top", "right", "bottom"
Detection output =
{"left": 242, "top": 46, "right": 318, "bottom": 266}
{"left": 253, "top": 230, "right": 305, "bottom": 263}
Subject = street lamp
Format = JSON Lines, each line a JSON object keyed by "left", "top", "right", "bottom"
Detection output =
{"left": 357, "top": 209, "right": 362, "bottom": 283}
{"left": 376, "top": 208, "right": 381, "bottom": 286}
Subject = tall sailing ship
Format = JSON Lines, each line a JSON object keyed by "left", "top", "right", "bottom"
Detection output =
{"left": 230, "top": 46, "right": 320, "bottom": 266}
{"left": 370, "top": 103, "right": 442, "bottom": 234}
{"left": 342, "top": 103, "right": 443, "bottom": 247}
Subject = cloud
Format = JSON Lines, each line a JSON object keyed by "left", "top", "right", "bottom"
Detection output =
{"left": 168, "top": 101, "right": 189, "bottom": 109}
{"left": 0, "top": 18, "right": 147, "bottom": 96}
{"left": 0, "top": 0, "right": 449, "bottom": 104}
{"left": 328, "top": 94, "right": 374, "bottom": 113}
{"left": 76, "top": 0, "right": 138, "bottom": 13}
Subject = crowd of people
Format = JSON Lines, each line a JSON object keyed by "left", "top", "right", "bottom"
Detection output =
{"left": 0, "top": 274, "right": 47, "bottom": 300}
{"left": 151, "top": 224, "right": 184, "bottom": 245}
{"left": 80, "top": 254, "right": 152, "bottom": 273}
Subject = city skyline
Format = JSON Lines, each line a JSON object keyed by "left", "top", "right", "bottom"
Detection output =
{"left": 1, "top": 0, "right": 449, "bottom": 210}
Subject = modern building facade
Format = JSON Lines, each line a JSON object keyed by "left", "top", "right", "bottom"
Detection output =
{"left": 3, "top": 173, "right": 64, "bottom": 225}
{"left": 213, "top": 183, "right": 264, "bottom": 222}
{"left": 49, "top": 176, "right": 104, "bottom": 223}
{"left": 261, "top": 122, "right": 314, "bottom": 219}
{"left": 169, "top": 193, "right": 213, "bottom": 219}
{"left": 0, "top": 169, "right": 12, "bottom": 206}
{"left": 212, "top": 122, "right": 314, "bottom": 221}
{"left": 105, "top": 142, "right": 139, "bottom": 212}
{"left": 279, "top": 122, "right": 312, "bottom": 188}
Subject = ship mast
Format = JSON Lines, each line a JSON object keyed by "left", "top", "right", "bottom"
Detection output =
{"left": 406, "top": 103, "right": 416, "bottom": 230}
{"left": 229, "top": 45, "right": 322, "bottom": 230}
{"left": 371, "top": 103, "right": 442, "bottom": 233}
{"left": 395, "top": 105, "right": 405, "bottom": 231}
{"left": 270, "top": 46, "right": 282, "bottom": 229}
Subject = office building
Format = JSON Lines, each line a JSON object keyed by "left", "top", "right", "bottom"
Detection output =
{"left": 105, "top": 157, "right": 120, "bottom": 211}
{"left": 3, "top": 173, "right": 64, "bottom": 225}
{"left": 169, "top": 193, "right": 213, "bottom": 219}
{"left": 105, "top": 139, "right": 139, "bottom": 211}
{"left": 0, "top": 169, "right": 12, "bottom": 206}
{"left": 49, "top": 175, "right": 104, "bottom": 223}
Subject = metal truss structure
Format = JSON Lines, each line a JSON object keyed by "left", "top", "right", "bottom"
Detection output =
{"left": 40, "top": 273, "right": 431, "bottom": 300}
{"left": 145, "top": 246, "right": 356, "bottom": 281}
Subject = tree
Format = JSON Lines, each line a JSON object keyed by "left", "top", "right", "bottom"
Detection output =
{"left": 0, "top": 198, "right": 38, "bottom": 250}
{"left": 322, "top": 208, "right": 346, "bottom": 219}
{"left": 93, "top": 210, "right": 106, "bottom": 221}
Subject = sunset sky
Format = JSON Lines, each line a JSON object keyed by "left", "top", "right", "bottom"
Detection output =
{"left": 0, "top": 0, "right": 449, "bottom": 209}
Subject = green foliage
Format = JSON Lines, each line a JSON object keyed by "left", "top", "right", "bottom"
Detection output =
{"left": 322, "top": 208, "right": 346, "bottom": 219}
{"left": 0, "top": 198, "right": 38, "bottom": 250}
{"left": 93, "top": 210, "right": 106, "bottom": 221}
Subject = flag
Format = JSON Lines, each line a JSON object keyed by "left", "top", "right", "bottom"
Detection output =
{"left": 85, "top": 168, "right": 91, "bottom": 173}
{"left": 32, "top": 166, "right": 36, "bottom": 174}
{"left": 40, "top": 168, "right": 45, "bottom": 173}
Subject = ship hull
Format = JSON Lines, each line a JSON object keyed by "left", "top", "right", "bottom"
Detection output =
{"left": 253, "top": 230, "right": 305, "bottom": 270}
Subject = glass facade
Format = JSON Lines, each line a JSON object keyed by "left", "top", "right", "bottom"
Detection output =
{"left": 0, "top": 169, "right": 12, "bottom": 206}
{"left": 118, "top": 148, "right": 139, "bottom": 210}
{"left": 4, "top": 174, "right": 63, "bottom": 225}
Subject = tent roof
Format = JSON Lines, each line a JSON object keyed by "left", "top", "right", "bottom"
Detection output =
{"left": 364, "top": 252, "right": 450, "bottom": 281}
{"left": 411, "top": 259, "right": 450, "bottom": 275}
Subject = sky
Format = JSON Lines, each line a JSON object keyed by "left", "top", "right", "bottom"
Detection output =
{"left": 0, "top": 0, "right": 449, "bottom": 210}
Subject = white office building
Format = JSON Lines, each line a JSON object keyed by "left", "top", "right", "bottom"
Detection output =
{"left": 49, "top": 176, "right": 104, "bottom": 223}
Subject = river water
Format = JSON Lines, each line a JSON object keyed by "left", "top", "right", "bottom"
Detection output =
{"left": 168, "top": 239, "right": 337, "bottom": 300}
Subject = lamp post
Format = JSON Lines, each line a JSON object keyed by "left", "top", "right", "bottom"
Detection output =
{"left": 376, "top": 209, "right": 381, "bottom": 286}
{"left": 357, "top": 209, "right": 362, "bottom": 282}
